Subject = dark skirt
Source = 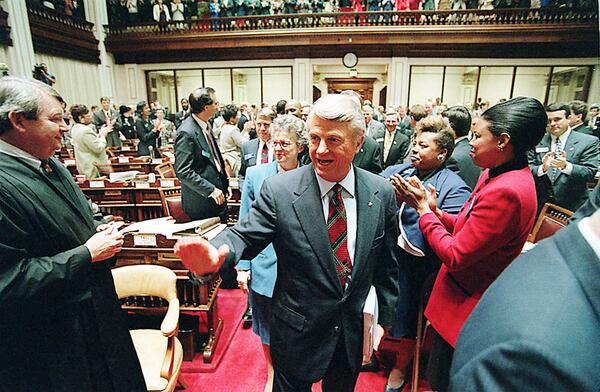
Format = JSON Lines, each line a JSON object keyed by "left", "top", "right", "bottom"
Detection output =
{"left": 426, "top": 329, "right": 454, "bottom": 392}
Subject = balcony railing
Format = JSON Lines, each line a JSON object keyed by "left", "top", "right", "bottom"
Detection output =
{"left": 27, "top": 4, "right": 94, "bottom": 33}
{"left": 105, "top": 8, "right": 597, "bottom": 35}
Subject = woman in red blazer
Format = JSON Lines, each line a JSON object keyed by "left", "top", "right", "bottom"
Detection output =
{"left": 391, "top": 97, "right": 547, "bottom": 391}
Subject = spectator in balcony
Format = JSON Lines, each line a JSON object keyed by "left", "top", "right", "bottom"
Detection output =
{"left": 220, "top": 0, "right": 232, "bottom": 17}
{"left": 210, "top": 0, "right": 221, "bottom": 18}
{"left": 367, "top": 0, "right": 382, "bottom": 18}
{"left": 323, "top": 0, "right": 336, "bottom": 12}
{"left": 285, "top": 0, "right": 298, "bottom": 14}
{"left": 480, "top": 0, "right": 494, "bottom": 9}
{"left": 298, "top": 0, "right": 312, "bottom": 13}
{"left": 312, "top": 0, "right": 325, "bottom": 14}
{"left": 126, "top": 0, "right": 140, "bottom": 23}
{"left": 153, "top": 0, "right": 171, "bottom": 31}
{"left": 70, "top": 104, "right": 111, "bottom": 179}
{"left": 172, "top": 0, "right": 185, "bottom": 20}
{"left": 396, "top": 0, "right": 409, "bottom": 10}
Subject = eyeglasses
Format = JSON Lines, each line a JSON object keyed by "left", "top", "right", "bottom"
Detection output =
{"left": 286, "top": 108, "right": 299, "bottom": 113}
{"left": 272, "top": 140, "right": 294, "bottom": 149}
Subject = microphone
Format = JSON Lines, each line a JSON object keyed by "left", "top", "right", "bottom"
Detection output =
{"left": 148, "top": 145, "right": 154, "bottom": 159}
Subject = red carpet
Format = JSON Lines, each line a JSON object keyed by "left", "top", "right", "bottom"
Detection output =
{"left": 181, "top": 288, "right": 247, "bottom": 373}
{"left": 179, "top": 289, "right": 431, "bottom": 391}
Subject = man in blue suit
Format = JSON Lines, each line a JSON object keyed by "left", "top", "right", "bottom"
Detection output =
{"left": 450, "top": 208, "right": 600, "bottom": 392}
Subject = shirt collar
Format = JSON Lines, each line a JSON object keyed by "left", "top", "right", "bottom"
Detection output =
{"left": 552, "top": 129, "right": 571, "bottom": 145}
{"left": 578, "top": 217, "right": 600, "bottom": 260}
{"left": 0, "top": 137, "right": 42, "bottom": 169}
{"left": 315, "top": 165, "right": 356, "bottom": 199}
{"left": 488, "top": 155, "right": 528, "bottom": 178}
{"left": 192, "top": 113, "right": 209, "bottom": 133}
{"left": 455, "top": 135, "right": 469, "bottom": 144}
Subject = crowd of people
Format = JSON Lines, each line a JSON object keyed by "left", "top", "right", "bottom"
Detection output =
{"left": 1, "top": 74, "right": 599, "bottom": 391}
{"left": 100, "top": 0, "right": 593, "bottom": 25}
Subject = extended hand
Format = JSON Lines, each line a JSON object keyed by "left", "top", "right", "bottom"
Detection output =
{"left": 236, "top": 270, "right": 251, "bottom": 293}
{"left": 174, "top": 237, "right": 229, "bottom": 276}
{"left": 211, "top": 188, "right": 226, "bottom": 205}
{"left": 390, "top": 175, "right": 431, "bottom": 214}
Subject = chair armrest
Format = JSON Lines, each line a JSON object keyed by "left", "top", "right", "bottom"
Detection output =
{"left": 160, "top": 298, "right": 180, "bottom": 337}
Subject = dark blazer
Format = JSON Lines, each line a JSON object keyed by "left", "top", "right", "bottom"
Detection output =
{"left": 450, "top": 221, "right": 600, "bottom": 392}
{"left": 572, "top": 183, "right": 600, "bottom": 222}
{"left": 446, "top": 138, "right": 481, "bottom": 190}
{"left": 528, "top": 131, "right": 599, "bottom": 212}
{"left": 174, "top": 109, "right": 190, "bottom": 129}
{"left": 373, "top": 128, "right": 411, "bottom": 169}
{"left": 353, "top": 135, "right": 383, "bottom": 174}
{"left": 211, "top": 165, "right": 399, "bottom": 381}
{"left": 396, "top": 116, "right": 412, "bottom": 137}
{"left": 93, "top": 108, "right": 121, "bottom": 148}
{"left": 114, "top": 115, "right": 136, "bottom": 140}
{"left": 571, "top": 122, "right": 594, "bottom": 137}
{"left": 238, "top": 138, "right": 274, "bottom": 190}
{"left": 174, "top": 115, "right": 229, "bottom": 221}
{"left": 366, "top": 119, "right": 385, "bottom": 138}
{"left": 136, "top": 116, "right": 158, "bottom": 156}
{"left": 0, "top": 155, "right": 145, "bottom": 391}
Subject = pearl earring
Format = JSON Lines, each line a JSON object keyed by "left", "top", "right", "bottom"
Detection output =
{"left": 437, "top": 155, "right": 444, "bottom": 161}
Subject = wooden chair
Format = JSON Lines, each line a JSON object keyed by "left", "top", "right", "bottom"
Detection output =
{"left": 410, "top": 273, "right": 436, "bottom": 392}
{"left": 528, "top": 202, "right": 573, "bottom": 243}
{"left": 158, "top": 186, "right": 191, "bottom": 223}
{"left": 155, "top": 162, "right": 176, "bottom": 179}
{"left": 112, "top": 265, "right": 187, "bottom": 392}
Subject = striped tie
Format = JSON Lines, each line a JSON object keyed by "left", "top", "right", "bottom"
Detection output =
{"left": 261, "top": 143, "right": 269, "bottom": 164}
{"left": 327, "top": 184, "right": 352, "bottom": 288}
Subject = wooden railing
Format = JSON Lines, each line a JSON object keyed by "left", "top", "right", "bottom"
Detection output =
{"left": 26, "top": 4, "right": 100, "bottom": 63}
{"left": 104, "top": 8, "right": 597, "bottom": 36}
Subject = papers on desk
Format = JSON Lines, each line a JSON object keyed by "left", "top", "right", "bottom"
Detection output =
{"left": 120, "top": 216, "right": 222, "bottom": 239}
{"left": 109, "top": 170, "right": 140, "bottom": 182}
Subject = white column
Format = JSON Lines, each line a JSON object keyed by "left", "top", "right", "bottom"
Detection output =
{"left": 293, "top": 58, "right": 312, "bottom": 103}
{"left": 3, "top": 0, "right": 35, "bottom": 78}
{"left": 89, "top": 0, "right": 116, "bottom": 99}
{"left": 387, "top": 57, "right": 409, "bottom": 107}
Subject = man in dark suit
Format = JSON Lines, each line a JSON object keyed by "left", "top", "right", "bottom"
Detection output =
{"left": 396, "top": 105, "right": 412, "bottom": 137}
{"left": 572, "top": 183, "right": 599, "bottom": 222}
{"left": 174, "top": 98, "right": 190, "bottom": 129}
{"left": 174, "top": 87, "right": 229, "bottom": 223}
{"left": 528, "top": 102, "right": 599, "bottom": 212}
{"left": 373, "top": 111, "right": 410, "bottom": 169}
{"left": 353, "top": 134, "right": 383, "bottom": 174}
{"left": 444, "top": 105, "right": 481, "bottom": 190}
{"left": 238, "top": 107, "right": 277, "bottom": 191}
{"left": 175, "top": 93, "right": 399, "bottom": 392}
{"left": 92, "top": 96, "right": 120, "bottom": 147}
{"left": 449, "top": 208, "right": 600, "bottom": 392}
{"left": 568, "top": 100, "right": 594, "bottom": 137}
{"left": 0, "top": 77, "right": 145, "bottom": 391}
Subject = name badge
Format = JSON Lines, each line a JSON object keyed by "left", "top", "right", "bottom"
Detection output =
{"left": 202, "top": 150, "right": 211, "bottom": 158}
{"left": 375, "top": 138, "right": 384, "bottom": 143}
{"left": 244, "top": 152, "right": 255, "bottom": 160}
{"left": 535, "top": 146, "right": 549, "bottom": 153}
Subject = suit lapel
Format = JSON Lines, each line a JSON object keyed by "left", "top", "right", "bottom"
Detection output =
{"left": 348, "top": 170, "right": 380, "bottom": 295}
{"left": 191, "top": 120, "right": 220, "bottom": 170}
{"left": 292, "top": 168, "right": 344, "bottom": 295}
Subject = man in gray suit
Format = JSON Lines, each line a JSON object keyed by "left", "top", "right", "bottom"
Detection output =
{"left": 568, "top": 100, "right": 594, "bottom": 137}
{"left": 175, "top": 94, "right": 399, "bottom": 392}
{"left": 450, "top": 208, "right": 600, "bottom": 392}
{"left": 363, "top": 105, "right": 385, "bottom": 138}
{"left": 528, "top": 102, "right": 599, "bottom": 212}
{"left": 238, "top": 107, "right": 277, "bottom": 191}
{"left": 444, "top": 105, "right": 481, "bottom": 190}
{"left": 373, "top": 111, "right": 410, "bottom": 169}
{"left": 92, "top": 96, "right": 120, "bottom": 147}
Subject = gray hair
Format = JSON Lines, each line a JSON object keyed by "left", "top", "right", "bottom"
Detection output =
{"left": 271, "top": 114, "right": 308, "bottom": 147}
{"left": 306, "top": 94, "right": 365, "bottom": 139}
{"left": 257, "top": 107, "right": 276, "bottom": 121}
{"left": 0, "top": 77, "right": 64, "bottom": 135}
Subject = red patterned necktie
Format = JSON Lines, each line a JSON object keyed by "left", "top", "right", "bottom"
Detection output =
{"left": 261, "top": 143, "right": 269, "bottom": 164}
{"left": 327, "top": 184, "right": 352, "bottom": 288}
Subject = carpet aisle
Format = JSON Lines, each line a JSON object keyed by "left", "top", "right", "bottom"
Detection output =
{"left": 180, "top": 288, "right": 429, "bottom": 391}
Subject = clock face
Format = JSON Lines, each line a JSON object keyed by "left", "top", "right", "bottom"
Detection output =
{"left": 343, "top": 52, "right": 358, "bottom": 68}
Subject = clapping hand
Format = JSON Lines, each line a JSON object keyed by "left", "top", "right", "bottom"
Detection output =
{"left": 390, "top": 175, "right": 438, "bottom": 215}
{"left": 549, "top": 150, "right": 567, "bottom": 170}
{"left": 174, "top": 237, "right": 229, "bottom": 276}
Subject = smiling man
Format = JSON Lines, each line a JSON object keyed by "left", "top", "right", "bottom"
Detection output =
{"left": 174, "top": 93, "right": 399, "bottom": 392}
{"left": 0, "top": 77, "right": 145, "bottom": 390}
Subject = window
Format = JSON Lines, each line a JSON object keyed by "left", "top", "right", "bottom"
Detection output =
{"left": 147, "top": 71, "right": 175, "bottom": 114}
{"left": 263, "top": 67, "right": 293, "bottom": 106}
{"left": 408, "top": 66, "right": 443, "bottom": 106}
{"left": 478, "top": 66, "right": 512, "bottom": 106}
{"left": 232, "top": 68, "right": 261, "bottom": 105}
{"left": 443, "top": 66, "right": 479, "bottom": 108}
{"left": 512, "top": 67, "right": 551, "bottom": 103}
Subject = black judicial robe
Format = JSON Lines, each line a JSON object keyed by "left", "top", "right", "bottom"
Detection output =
{"left": 0, "top": 155, "right": 145, "bottom": 392}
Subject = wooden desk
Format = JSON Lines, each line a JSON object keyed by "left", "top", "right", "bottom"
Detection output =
{"left": 116, "top": 229, "right": 225, "bottom": 363}
{"left": 79, "top": 179, "right": 180, "bottom": 222}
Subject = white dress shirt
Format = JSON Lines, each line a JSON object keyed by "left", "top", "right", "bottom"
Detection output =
{"left": 256, "top": 139, "right": 274, "bottom": 166}
{"left": 0, "top": 138, "right": 41, "bottom": 169}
